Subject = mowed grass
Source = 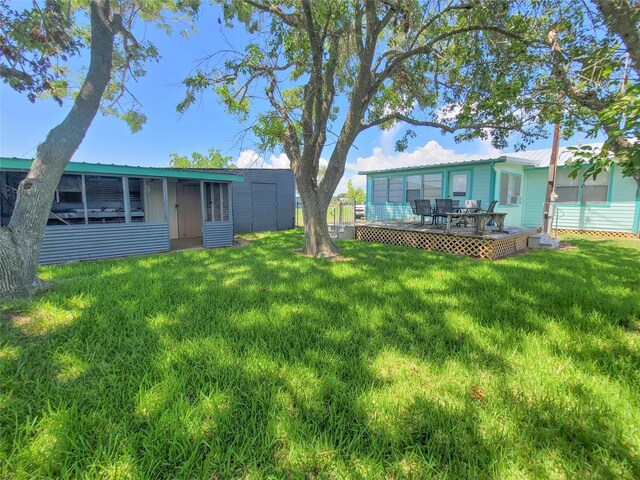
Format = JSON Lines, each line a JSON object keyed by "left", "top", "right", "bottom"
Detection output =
{"left": 1, "top": 231, "right": 639, "bottom": 479}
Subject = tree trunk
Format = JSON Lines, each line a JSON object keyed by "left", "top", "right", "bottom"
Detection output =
{"left": 0, "top": 0, "right": 115, "bottom": 300}
{"left": 296, "top": 176, "right": 340, "bottom": 258}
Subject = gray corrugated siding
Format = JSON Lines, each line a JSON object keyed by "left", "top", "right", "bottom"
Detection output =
{"left": 40, "top": 223, "right": 170, "bottom": 264}
{"left": 203, "top": 221, "right": 233, "bottom": 247}
{"left": 251, "top": 183, "right": 278, "bottom": 231}
{"left": 193, "top": 169, "right": 295, "bottom": 233}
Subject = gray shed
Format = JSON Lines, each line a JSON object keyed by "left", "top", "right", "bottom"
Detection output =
{"left": 197, "top": 168, "right": 295, "bottom": 234}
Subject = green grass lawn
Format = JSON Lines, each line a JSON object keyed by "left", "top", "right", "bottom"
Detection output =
{"left": 1, "top": 231, "right": 639, "bottom": 479}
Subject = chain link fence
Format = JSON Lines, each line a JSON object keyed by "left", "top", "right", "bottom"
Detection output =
{"left": 295, "top": 198, "right": 356, "bottom": 239}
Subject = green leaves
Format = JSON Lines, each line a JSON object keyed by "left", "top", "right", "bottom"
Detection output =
{"left": 169, "top": 147, "right": 235, "bottom": 168}
{"left": 346, "top": 179, "right": 365, "bottom": 204}
{"left": 2, "top": 0, "right": 199, "bottom": 134}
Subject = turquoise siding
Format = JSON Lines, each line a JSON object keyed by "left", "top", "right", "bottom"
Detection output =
{"left": 365, "top": 163, "right": 495, "bottom": 221}
{"left": 522, "top": 166, "right": 639, "bottom": 233}
{"left": 471, "top": 163, "right": 492, "bottom": 205}
{"left": 522, "top": 169, "right": 546, "bottom": 228}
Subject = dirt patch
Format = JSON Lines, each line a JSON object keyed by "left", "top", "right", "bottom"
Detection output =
{"left": 292, "top": 248, "right": 354, "bottom": 262}
{"left": 624, "top": 319, "right": 640, "bottom": 335}
{"left": 558, "top": 242, "right": 577, "bottom": 251}
{"left": 232, "top": 237, "right": 252, "bottom": 248}
{"left": 3, "top": 313, "right": 30, "bottom": 327}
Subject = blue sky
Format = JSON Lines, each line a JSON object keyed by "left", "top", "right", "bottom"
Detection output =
{"left": 0, "top": 2, "right": 599, "bottom": 192}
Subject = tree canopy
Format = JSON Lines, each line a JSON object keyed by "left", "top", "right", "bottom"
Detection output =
{"left": 169, "top": 147, "right": 236, "bottom": 168}
{"left": 542, "top": 0, "right": 639, "bottom": 184}
{"left": 346, "top": 179, "right": 366, "bottom": 204}
{"left": 1, "top": 0, "right": 198, "bottom": 132}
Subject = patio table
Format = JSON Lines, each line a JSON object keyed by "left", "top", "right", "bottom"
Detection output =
{"left": 445, "top": 212, "right": 507, "bottom": 234}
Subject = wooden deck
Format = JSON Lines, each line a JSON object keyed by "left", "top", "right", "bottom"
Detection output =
{"left": 355, "top": 220, "right": 538, "bottom": 259}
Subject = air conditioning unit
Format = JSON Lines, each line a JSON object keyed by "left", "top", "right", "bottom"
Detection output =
{"left": 510, "top": 196, "right": 522, "bottom": 205}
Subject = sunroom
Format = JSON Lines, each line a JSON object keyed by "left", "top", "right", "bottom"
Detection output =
{"left": 0, "top": 158, "right": 243, "bottom": 264}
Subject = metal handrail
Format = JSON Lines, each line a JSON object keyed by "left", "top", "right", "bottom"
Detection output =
{"left": 553, "top": 206, "right": 565, "bottom": 238}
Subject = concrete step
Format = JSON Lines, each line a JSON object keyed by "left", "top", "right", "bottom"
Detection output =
{"left": 528, "top": 233, "right": 561, "bottom": 249}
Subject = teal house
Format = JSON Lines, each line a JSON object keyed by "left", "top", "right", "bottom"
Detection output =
{"left": 360, "top": 144, "right": 640, "bottom": 236}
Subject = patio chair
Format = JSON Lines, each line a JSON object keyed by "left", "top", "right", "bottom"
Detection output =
{"left": 434, "top": 199, "right": 455, "bottom": 226}
{"left": 459, "top": 200, "right": 482, "bottom": 227}
{"left": 414, "top": 199, "right": 433, "bottom": 226}
{"left": 464, "top": 199, "right": 482, "bottom": 212}
{"left": 409, "top": 199, "right": 422, "bottom": 226}
{"left": 409, "top": 199, "right": 419, "bottom": 217}
{"left": 482, "top": 200, "right": 499, "bottom": 227}
{"left": 483, "top": 200, "right": 498, "bottom": 214}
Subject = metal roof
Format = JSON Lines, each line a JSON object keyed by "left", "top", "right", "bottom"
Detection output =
{"left": 359, "top": 156, "right": 506, "bottom": 175}
{"left": 506, "top": 143, "right": 604, "bottom": 167}
{"left": 358, "top": 142, "right": 604, "bottom": 175}
{"left": 0, "top": 158, "right": 244, "bottom": 182}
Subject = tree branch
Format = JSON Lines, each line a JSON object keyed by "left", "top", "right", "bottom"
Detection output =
{"left": 360, "top": 112, "right": 535, "bottom": 136}
{"left": 243, "top": 0, "right": 299, "bottom": 27}
{"left": 592, "top": 0, "right": 640, "bottom": 75}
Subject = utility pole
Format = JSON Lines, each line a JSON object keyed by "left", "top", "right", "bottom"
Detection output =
{"left": 543, "top": 123, "right": 561, "bottom": 234}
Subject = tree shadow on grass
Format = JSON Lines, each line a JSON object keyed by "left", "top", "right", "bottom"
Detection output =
{"left": 1, "top": 230, "right": 639, "bottom": 478}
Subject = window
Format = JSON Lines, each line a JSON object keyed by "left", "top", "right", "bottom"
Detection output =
{"left": 555, "top": 169, "right": 609, "bottom": 204}
{"left": 206, "top": 182, "right": 229, "bottom": 221}
{"left": 372, "top": 177, "right": 387, "bottom": 203}
{"left": 451, "top": 173, "right": 468, "bottom": 197}
{"left": 555, "top": 170, "right": 581, "bottom": 204}
{"left": 128, "top": 178, "right": 144, "bottom": 222}
{"left": 406, "top": 175, "right": 421, "bottom": 203}
{"left": 499, "top": 172, "right": 522, "bottom": 206}
{"left": 2, "top": 172, "right": 170, "bottom": 226}
{"left": 422, "top": 174, "right": 442, "bottom": 202}
{"left": 85, "top": 176, "right": 125, "bottom": 223}
{"left": 388, "top": 177, "right": 403, "bottom": 203}
{"left": 1, "top": 171, "right": 26, "bottom": 227}
{"left": 50, "top": 174, "right": 85, "bottom": 225}
{"left": 129, "top": 177, "right": 166, "bottom": 223}
{"left": 372, "top": 177, "right": 402, "bottom": 203}
{"left": 582, "top": 171, "right": 609, "bottom": 204}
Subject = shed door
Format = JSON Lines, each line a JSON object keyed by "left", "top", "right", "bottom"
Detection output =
{"left": 252, "top": 183, "right": 277, "bottom": 232}
{"left": 176, "top": 183, "right": 202, "bottom": 238}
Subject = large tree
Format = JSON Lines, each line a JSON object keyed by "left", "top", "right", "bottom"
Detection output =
{"left": 0, "top": 0, "right": 193, "bottom": 299}
{"left": 180, "top": 0, "right": 551, "bottom": 257}
{"left": 540, "top": 0, "right": 639, "bottom": 185}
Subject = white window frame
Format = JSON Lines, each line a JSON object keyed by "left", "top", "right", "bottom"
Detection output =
{"left": 499, "top": 172, "right": 522, "bottom": 206}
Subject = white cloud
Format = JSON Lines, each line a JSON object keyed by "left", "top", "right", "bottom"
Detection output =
{"left": 236, "top": 150, "right": 263, "bottom": 168}
{"left": 335, "top": 173, "right": 366, "bottom": 195}
{"left": 379, "top": 122, "right": 403, "bottom": 153}
{"left": 236, "top": 150, "right": 330, "bottom": 170}
{"left": 436, "top": 103, "right": 463, "bottom": 122}
{"left": 347, "top": 140, "right": 466, "bottom": 173}
{"left": 474, "top": 130, "right": 501, "bottom": 157}
{"left": 268, "top": 152, "right": 291, "bottom": 169}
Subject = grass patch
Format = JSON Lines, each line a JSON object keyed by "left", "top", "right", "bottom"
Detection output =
{"left": 1, "top": 230, "right": 639, "bottom": 479}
